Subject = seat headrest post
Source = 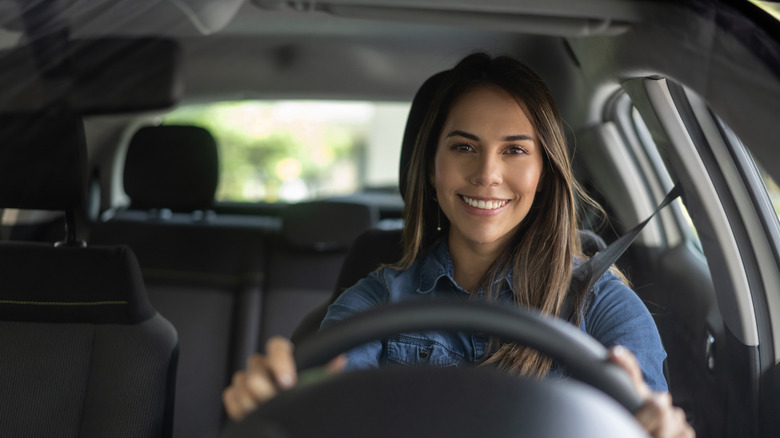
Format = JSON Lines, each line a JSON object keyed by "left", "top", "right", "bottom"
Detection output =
{"left": 54, "top": 209, "right": 86, "bottom": 248}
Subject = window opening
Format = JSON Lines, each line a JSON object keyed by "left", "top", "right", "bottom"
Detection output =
{"left": 163, "top": 100, "right": 411, "bottom": 203}
{"left": 611, "top": 92, "right": 701, "bottom": 249}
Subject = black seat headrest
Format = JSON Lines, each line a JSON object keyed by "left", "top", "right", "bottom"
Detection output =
{"left": 282, "top": 201, "right": 378, "bottom": 252}
{"left": 123, "top": 125, "right": 218, "bottom": 212}
{"left": 0, "top": 242, "right": 156, "bottom": 324}
{"left": 0, "top": 110, "right": 86, "bottom": 210}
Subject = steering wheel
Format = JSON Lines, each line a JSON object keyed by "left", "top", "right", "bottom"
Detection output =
{"left": 221, "top": 300, "right": 648, "bottom": 438}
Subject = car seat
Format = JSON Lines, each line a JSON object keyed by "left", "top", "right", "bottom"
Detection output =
{"left": 90, "top": 124, "right": 271, "bottom": 438}
{"left": 0, "top": 111, "right": 178, "bottom": 437}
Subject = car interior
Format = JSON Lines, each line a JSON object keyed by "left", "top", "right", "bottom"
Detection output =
{"left": 2, "top": 0, "right": 780, "bottom": 437}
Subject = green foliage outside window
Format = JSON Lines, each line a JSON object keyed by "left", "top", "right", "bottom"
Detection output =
{"left": 760, "top": 168, "right": 780, "bottom": 219}
{"left": 164, "top": 101, "right": 366, "bottom": 202}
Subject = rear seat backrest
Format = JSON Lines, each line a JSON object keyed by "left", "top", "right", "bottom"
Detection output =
{"left": 0, "top": 111, "right": 177, "bottom": 437}
{"left": 262, "top": 201, "right": 377, "bottom": 346}
{"left": 91, "top": 124, "right": 274, "bottom": 438}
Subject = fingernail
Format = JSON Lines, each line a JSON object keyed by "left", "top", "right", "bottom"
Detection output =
{"left": 612, "top": 345, "right": 627, "bottom": 356}
{"left": 278, "top": 374, "right": 294, "bottom": 388}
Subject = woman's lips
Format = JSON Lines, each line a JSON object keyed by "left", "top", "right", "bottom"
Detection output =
{"left": 460, "top": 195, "right": 509, "bottom": 210}
{"left": 458, "top": 195, "right": 511, "bottom": 216}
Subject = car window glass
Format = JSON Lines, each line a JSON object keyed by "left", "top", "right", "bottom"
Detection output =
{"left": 163, "top": 100, "right": 411, "bottom": 203}
{"left": 761, "top": 168, "right": 780, "bottom": 219}
{"left": 750, "top": 0, "right": 780, "bottom": 20}
{"left": 630, "top": 105, "right": 701, "bottom": 244}
{"left": 713, "top": 114, "right": 780, "bottom": 223}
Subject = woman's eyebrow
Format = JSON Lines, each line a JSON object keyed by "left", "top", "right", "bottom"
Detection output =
{"left": 445, "top": 130, "right": 534, "bottom": 143}
{"left": 446, "top": 130, "right": 479, "bottom": 141}
{"left": 502, "top": 134, "right": 534, "bottom": 143}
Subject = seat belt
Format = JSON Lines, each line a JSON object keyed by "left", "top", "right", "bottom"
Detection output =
{"left": 564, "top": 183, "right": 683, "bottom": 320}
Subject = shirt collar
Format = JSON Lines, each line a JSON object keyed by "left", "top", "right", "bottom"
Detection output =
{"left": 415, "top": 237, "right": 513, "bottom": 296}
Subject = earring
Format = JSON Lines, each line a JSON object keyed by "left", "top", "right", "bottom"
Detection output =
{"left": 434, "top": 197, "right": 441, "bottom": 231}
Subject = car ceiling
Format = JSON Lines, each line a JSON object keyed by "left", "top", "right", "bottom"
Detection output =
{"left": 1, "top": 0, "right": 779, "bottom": 179}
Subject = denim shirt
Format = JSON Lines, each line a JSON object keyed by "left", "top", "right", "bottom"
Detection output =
{"left": 321, "top": 238, "right": 668, "bottom": 392}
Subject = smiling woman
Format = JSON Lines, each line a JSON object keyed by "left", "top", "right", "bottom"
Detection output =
{"left": 4, "top": 1, "right": 780, "bottom": 438}
{"left": 223, "top": 52, "right": 694, "bottom": 438}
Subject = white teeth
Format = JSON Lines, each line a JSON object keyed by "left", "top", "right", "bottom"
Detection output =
{"left": 461, "top": 196, "right": 508, "bottom": 210}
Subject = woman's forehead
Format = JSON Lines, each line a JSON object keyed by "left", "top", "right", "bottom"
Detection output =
{"left": 442, "top": 86, "right": 535, "bottom": 139}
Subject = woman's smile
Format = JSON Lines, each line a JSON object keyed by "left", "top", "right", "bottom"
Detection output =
{"left": 458, "top": 195, "right": 511, "bottom": 215}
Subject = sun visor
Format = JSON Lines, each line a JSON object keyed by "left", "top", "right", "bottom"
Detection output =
{"left": 0, "top": 37, "right": 182, "bottom": 115}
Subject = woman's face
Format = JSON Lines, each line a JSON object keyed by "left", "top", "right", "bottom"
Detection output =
{"left": 432, "top": 85, "right": 544, "bottom": 253}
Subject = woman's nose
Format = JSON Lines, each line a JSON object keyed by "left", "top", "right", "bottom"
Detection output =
{"left": 469, "top": 154, "right": 502, "bottom": 187}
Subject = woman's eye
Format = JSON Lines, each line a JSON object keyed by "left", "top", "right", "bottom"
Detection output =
{"left": 505, "top": 146, "right": 528, "bottom": 155}
{"left": 451, "top": 143, "right": 475, "bottom": 153}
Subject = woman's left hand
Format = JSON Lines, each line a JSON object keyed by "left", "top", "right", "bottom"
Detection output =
{"left": 608, "top": 346, "right": 695, "bottom": 438}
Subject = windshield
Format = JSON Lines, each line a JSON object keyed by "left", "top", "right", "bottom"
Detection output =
{"left": 749, "top": 1, "right": 780, "bottom": 20}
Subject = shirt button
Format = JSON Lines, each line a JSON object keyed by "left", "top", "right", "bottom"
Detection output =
{"left": 419, "top": 349, "right": 429, "bottom": 359}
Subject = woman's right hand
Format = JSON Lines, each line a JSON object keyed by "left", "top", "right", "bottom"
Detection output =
{"left": 608, "top": 346, "right": 695, "bottom": 438}
{"left": 222, "top": 336, "right": 346, "bottom": 422}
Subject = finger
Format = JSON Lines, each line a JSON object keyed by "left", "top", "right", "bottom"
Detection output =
{"left": 247, "top": 355, "right": 282, "bottom": 402}
{"left": 224, "top": 372, "right": 259, "bottom": 422}
{"left": 325, "top": 354, "right": 347, "bottom": 374}
{"left": 673, "top": 407, "right": 695, "bottom": 438}
{"left": 633, "top": 393, "right": 667, "bottom": 434}
{"left": 608, "top": 345, "right": 651, "bottom": 398}
{"left": 659, "top": 405, "right": 694, "bottom": 438}
{"left": 265, "top": 337, "right": 297, "bottom": 389}
{"left": 233, "top": 371, "right": 262, "bottom": 411}
{"left": 222, "top": 386, "right": 243, "bottom": 421}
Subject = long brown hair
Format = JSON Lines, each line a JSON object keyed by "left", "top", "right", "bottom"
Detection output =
{"left": 397, "top": 52, "right": 596, "bottom": 377}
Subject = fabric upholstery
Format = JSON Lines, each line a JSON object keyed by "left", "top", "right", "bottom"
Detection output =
{"left": 0, "top": 242, "right": 154, "bottom": 324}
{"left": 0, "top": 322, "right": 94, "bottom": 437}
{"left": 0, "top": 107, "right": 177, "bottom": 437}
{"left": 90, "top": 220, "right": 269, "bottom": 438}
{"left": 0, "top": 316, "right": 178, "bottom": 438}
{"left": 291, "top": 228, "right": 402, "bottom": 345}
{"left": 78, "top": 315, "right": 178, "bottom": 437}
{"left": 268, "top": 201, "right": 379, "bottom": 346}
{"left": 281, "top": 201, "right": 378, "bottom": 251}
{"left": 123, "top": 125, "right": 218, "bottom": 212}
{"left": 0, "top": 242, "right": 178, "bottom": 438}
{"left": 0, "top": 110, "right": 86, "bottom": 210}
{"left": 94, "top": 123, "right": 277, "bottom": 438}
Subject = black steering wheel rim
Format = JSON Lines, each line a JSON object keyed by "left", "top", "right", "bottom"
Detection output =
{"left": 293, "top": 299, "right": 643, "bottom": 412}
{"left": 221, "top": 299, "right": 648, "bottom": 438}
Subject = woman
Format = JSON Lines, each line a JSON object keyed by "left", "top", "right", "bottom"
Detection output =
{"left": 224, "top": 53, "right": 694, "bottom": 437}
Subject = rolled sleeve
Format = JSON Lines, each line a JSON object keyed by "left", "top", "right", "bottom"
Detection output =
{"left": 321, "top": 271, "right": 389, "bottom": 369}
{"left": 584, "top": 272, "right": 668, "bottom": 392}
